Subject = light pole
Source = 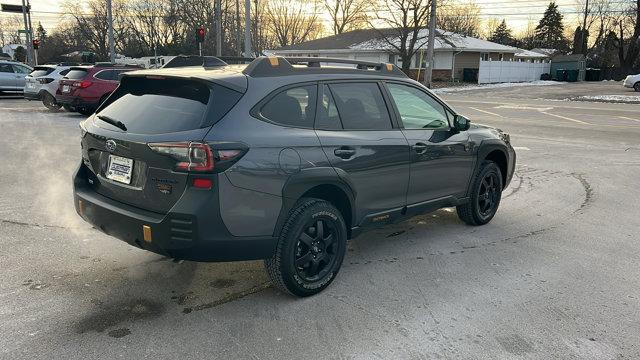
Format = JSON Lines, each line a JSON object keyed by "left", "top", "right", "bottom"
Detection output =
{"left": 107, "top": 0, "right": 115, "bottom": 62}
{"left": 244, "top": 0, "right": 251, "bottom": 57}
{"left": 423, "top": 0, "right": 437, "bottom": 88}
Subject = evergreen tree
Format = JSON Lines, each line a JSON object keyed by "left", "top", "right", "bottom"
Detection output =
{"left": 36, "top": 22, "right": 47, "bottom": 42}
{"left": 488, "top": 20, "right": 514, "bottom": 46}
{"left": 534, "top": 2, "right": 568, "bottom": 51}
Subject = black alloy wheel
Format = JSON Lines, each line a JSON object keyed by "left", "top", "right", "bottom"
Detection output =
{"left": 477, "top": 171, "right": 501, "bottom": 220}
{"left": 265, "top": 198, "right": 347, "bottom": 297}
{"left": 457, "top": 161, "right": 503, "bottom": 226}
{"left": 294, "top": 219, "right": 339, "bottom": 282}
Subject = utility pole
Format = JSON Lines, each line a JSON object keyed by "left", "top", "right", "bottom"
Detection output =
{"left": 107, "top": 0, "right": 115, "bottom": 62}
{"left": 581, "top": 0, "right": 589, "bottom": 54}
{"left": 235, "top": 0, "right": 241, "bottom": 56}
{"left": 244, "top": 0, "right": 251, "bottom": 57}
{"left": 19, "top": 0, "right": 32, "bottom": 65}
{"left": 423, "top": 0, "right": 437, "bottom": 88}
{"left": 25, "top": 0, "right": 34, "bottom": 65}
{"left": 215, "top": 0, "right": 222, "bottom": 56}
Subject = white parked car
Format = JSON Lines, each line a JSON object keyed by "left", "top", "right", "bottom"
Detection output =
{"left": 0, "top": 60, "right": 32, "bottom": 93}
{"left": 23, "top": 64, "right": 74, "bottom": 109}
{"left": 623, "top": 74, "right": 640, "bottom": 92}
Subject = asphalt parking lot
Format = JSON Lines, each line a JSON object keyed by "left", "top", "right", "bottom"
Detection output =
{"left": 1, "top": 82, "right": 639, "bottom": 359}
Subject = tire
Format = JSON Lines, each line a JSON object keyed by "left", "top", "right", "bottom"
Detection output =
{"left": 42, "top": 92, "right": 61, "bottom": 110}
{"left": 77, "top": 107, "right": 94, "bottom": 116}
{"left": 457, "top": 161, "right": 503, "bottom": 226}
{"left": 265, "top": 198, "right": 347, "bottom": 297}
{"left": 62, "top": 104, "right": 76, "bottom": 112}
{"left": 634, "top": 82, "right": 640, "bottom": 92}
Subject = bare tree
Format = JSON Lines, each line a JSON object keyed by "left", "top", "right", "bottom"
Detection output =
{"left": 370, "top": 0, "right": 432, "bottom": 73}
{"left": 324, "top": 0, "right": 369, "bottom": 34}
{"left": 265, "top": 0, "right": 323, "bottom": 47}
{"left": 0, "top": 16, "right": 25, "bottom": 47}
{"left": 437, "top": 0, "right": 481, "bottom": 37}
{"left": 613, "top": 0, "right": 640, "bottom": 71}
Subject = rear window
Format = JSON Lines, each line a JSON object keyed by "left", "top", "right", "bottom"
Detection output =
{"left": 96, "top": 77, "right": 242, "bottom": 134}
{"left": 30, "top": 67, "right": 54, "bottom": 77}
{"left": 65, "top": 69, "right": 88, "bottom": 79}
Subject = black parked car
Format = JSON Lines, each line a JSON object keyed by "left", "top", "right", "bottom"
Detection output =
{"left": 73, "top": 57, "right": 515, "bottom": 297}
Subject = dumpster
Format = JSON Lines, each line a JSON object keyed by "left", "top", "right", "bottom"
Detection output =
{"left": 585, "top": 68, "right": 602, "bottom": 81}
{"left": 567, "top": 69, "right": 579, "bottom": 82}
{"left": 556, "top": 69, "right": 568, "bottom": 81}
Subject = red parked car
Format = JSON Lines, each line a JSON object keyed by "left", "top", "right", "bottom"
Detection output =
{"left": 56, "top": 63, "right": 141, "bottom": 115}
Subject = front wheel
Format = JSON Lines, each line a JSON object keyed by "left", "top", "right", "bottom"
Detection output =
{"left": 457, "top": 161, "right": 503, "bottom": 226}
{"left": 634, "top": 82, "right": 640, "bottom": 92}
{"left": 265, "top": 198, "right": 347, "bottom": 297}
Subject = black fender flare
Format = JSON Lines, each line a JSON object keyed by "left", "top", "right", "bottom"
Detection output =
{"left": 272, "top": 167, "right": 357, "bottom": 238}
{"left": 467, "top": 139, "right": 509, "bottom": 195}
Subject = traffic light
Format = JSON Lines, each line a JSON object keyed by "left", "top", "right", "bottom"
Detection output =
{"left": 32, "top": 39, "right": 40, "bottom": 50}
{"left": 196, "top": 27, "right": 205, "bottom": 43}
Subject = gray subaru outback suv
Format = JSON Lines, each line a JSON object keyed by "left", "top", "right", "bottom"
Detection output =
{"left": 73, "top": 57, "right": 515, "bottom": 296}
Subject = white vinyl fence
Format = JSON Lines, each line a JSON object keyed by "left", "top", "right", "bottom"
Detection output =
{"left": 478, "top": 60, "right": 551, "bottom": 84}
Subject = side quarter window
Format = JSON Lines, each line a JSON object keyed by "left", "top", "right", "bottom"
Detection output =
{"left": 260, "top": 85, "right": 317, "bottom": 128}
{"left": 387, "top": 83, "right": 449, "bottom": 130}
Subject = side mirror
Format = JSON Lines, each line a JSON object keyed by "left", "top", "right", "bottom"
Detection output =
{"left": 454, "top": 115, "right": 471, "bottom": 131}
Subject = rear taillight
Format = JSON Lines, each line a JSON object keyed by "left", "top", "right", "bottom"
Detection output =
{"left": 37, "top": 78, "right": 54, "bottom": 84}
{"left": 74, "top": 80, "right": 92, "bottom": 88}
{"left": 148, "top": 142, "right": 246, "bottom": 173}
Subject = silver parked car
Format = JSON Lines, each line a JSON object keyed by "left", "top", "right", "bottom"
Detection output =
{"left": 24, "top": 64, "right": 73, "bottom": 109}
{"left": 0, "top": 60, "right": 32, "bottom": 92}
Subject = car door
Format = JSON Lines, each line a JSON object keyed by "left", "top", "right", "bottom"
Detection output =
{"left": 11, "top": 64, "right": 31, "bottom": 89}
{"left": 0, "top": 63, "right": 16, "bottom": 89}
{"left": 314, "top": 82, "right": 411, "bottom": 227}
{"left": 384, "top": 82, "right": 474, "bottom": 207}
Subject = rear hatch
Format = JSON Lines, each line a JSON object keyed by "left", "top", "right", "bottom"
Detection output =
{"left": 25, "top": 66, "right": 55, "bottom": 92}
{"left": 59, "top": 67, "right": 90, "bottom": 96}
{"left": 80, "top": 75, "right": 244, "bottom": 213}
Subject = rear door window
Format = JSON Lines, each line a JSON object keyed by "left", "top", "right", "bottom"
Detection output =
{"left": 12, "top": 65, "right": 30, "bottom": 74}
{"left": 260, "top": 85, "right": 317, "bottom": 128}
{"left": 328, "top": 82, "right": 392, "bottom": 130}
{"left": 96, "top": 77, "right": 242, "bottom": 134}
{"left": 65, "top": 69, "right": 88, "bottom": 79}
{"left": 0, "top": 64, "right": 12, "bottom": 73}
{"left": 315, "top": 85, "right": 342, "bottom": 130}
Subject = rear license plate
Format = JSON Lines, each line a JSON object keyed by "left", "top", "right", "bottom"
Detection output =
{"left": 106, "top": 155, "right": 133, "bottom": 184}
{"left": 62, "top": 85, "right": 70, "bottom": 92}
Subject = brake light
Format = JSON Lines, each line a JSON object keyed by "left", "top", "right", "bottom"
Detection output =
{"left": 148, "top": 142, "right": 214, "bottom": 172}
{"left": 74, "top": 80, "right": 92, "bottom": 88}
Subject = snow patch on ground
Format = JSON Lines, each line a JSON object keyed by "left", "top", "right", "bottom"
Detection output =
{"left": 571, "top": 95, "right": 640, "bottom": 104}
{"left": 432, "top": 81, "right": 562, "bottom": 94}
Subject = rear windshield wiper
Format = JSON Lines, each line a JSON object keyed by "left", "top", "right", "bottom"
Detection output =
{"left": 97, "top": 115, "right": 127, "bottom": 131}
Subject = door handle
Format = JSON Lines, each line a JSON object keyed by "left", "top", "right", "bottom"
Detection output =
{"left": 334, "top": 147, "right": 356, "bottom": 159}
{"left": 412, "top": 142, "right": 428, "bottom": 154}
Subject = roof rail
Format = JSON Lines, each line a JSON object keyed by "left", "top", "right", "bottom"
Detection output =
{"left": 243, "top": 56, "right": 407, "bottom": 78}
{"left": 161, "top": 55, "right": 228, "bottom": 68}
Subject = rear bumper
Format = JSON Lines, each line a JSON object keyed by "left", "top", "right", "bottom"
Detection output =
{"left": 23, "top": 91, "right": 40, "bottom": 100}
{"left": 73, "top": 163, "right": 278, "bottom": 261}
{"left": 56, "top": 94, "right": 99, "bottom": 108}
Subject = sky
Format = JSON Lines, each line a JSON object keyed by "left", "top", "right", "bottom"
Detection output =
{"left": 0, "top": 0, "right": 618, "bottom": 37}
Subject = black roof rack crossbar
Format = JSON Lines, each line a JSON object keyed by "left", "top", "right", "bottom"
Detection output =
{"left": 243, "top": 56, "right": 407, "bottom": 78}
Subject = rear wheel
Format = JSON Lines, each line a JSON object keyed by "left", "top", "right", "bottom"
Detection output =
{"left": 265, "top": 198, "right": 347, "bottom": 297}
{"left": 77, "top": 107, "right": 94, "bottom": 116}
{"left": 457, "top": 161, "right": 503, "bottom": 226}
{"left": 42, "top": 92, "right": 61, "bottom": 110}
{"left": 634, "top": 82, "right": 640, "bottom": 92}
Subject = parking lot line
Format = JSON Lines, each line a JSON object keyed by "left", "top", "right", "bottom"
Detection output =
{"left": 619, "top": 116, "right": 640, "bottom": 123}
{"left": 541, "top": 112, "right": 591, "bottom": 125}
{"left": 446, "top": 99, "right": 640, "bottom": 114}
{"left": 469, "top": 107, "right": 504, "bottom": 118}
